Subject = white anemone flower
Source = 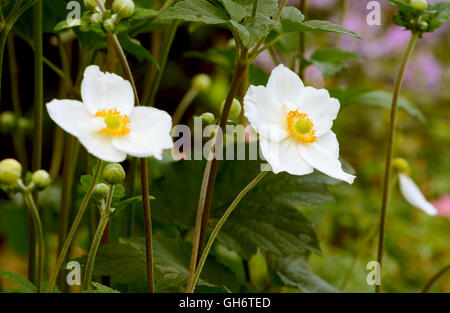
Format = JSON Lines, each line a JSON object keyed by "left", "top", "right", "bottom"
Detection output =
{"left": 398, "top": 173, "right": 438, "bottom": 216}
{"left": 244, "top": 64, "right": 355, "bottom": 184}
{"left": 46, "top": 65, "right": 173, "bottom": 162}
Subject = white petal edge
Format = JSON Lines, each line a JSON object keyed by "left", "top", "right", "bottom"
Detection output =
{"left": 81, "top": 65, "right": 134, "bottom": 116}
{"left": 299, "top": 135, "right": 355, "bottom": 184}
{"left": 77, "top": 131, "right": 127, "bottom": 163}
{"left": 266, "top": 64, "right": 304, "bottom": 105}
{"left": 46, "top": 99, "right": 91, "bottom": 137}
{"left": 260, "top": 137, "right": 314, "bottom": 176}
{"left": 398, "top": 173, "right": 438, "bottom": 216}
{"left": 112, "top": 107, "right": 174, "bottom": 160}
{"left": 244, "top": 85, "right": 288, "bottom": 142}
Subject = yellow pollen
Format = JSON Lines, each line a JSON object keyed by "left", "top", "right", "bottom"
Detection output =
{"left": 94, "top": 108, "right": 130, "bottom": 136}
{"left": 286, "top": 110, "right": 317, "bottom": 143}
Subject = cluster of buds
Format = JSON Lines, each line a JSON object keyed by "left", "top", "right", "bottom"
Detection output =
{"left": 84, "top": 0, "right": 135, "bottom": 32}
{"left": 0, "top": 158, "right": 51, "bottom": 192}
{"left": 0, "top": 111, "right": 32, "bottom": 134}
{"left": 92, "top": 163, "right": 126, "bottom": 216}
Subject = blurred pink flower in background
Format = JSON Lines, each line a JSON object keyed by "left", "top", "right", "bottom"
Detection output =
{"left": 404, "top": 52, "right": 443, "bottom": 90}
{"left": 432, "top": 195, "right": 450, "bottom": 218}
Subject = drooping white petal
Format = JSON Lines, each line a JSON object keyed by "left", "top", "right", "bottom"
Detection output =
{"left": 81, "top": 65, "right": 134, "bottom": 116}
{"left": 260, "top": 137, "right": 314, "bottom": 175}
{"left": 46, "top": 99, "right": 91, "bottom": 137}
{"left": 111, "top": 107, "right": 173, "bottom": 160}
{"left": 244, "top": 85, "right": 288, "bottom": 142}
{"left": 299, "top": 137, "right": 355, "bottom": 184}
{"left": 266, "top": 64, "right": 304, "bottom": 105}
{"left": 398, "top": 173, "right": 438, "bottom": 216}
{"left": 77, "top": 131, "right": 127, "bottom": 163}
{"left": 295, "top": 87, "right": 340, "bottom": 137}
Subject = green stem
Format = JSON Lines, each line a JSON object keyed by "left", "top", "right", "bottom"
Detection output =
{"left": 298, "top": 0, "right": 308, "bottom": 78}
{"left": 375, "top": 32, "right": 418, "bottom": 293}
{"left": 172, "top": 87, "right": 199, "bottom": 125}
{"left": 47, "top": 159, "right": 102, "bottom": 293}
{"left": 422, "top": 264, "right": 450, "bottom": 293}
{"left": 0, "top": 30, "right": 8, "bottom": 104}
{"left": 186, "top": 50, "right": 248, "bottom": 292}
{"left": 82, "top": 185, "right": 114, "bottom": 290}
{"left": 251, "top": 0, "right": 259, "bottom": 18}
{"left": 187, "top": 166, "right": 270, "bottom": 293}
{"left": 21, "top": 189, "right": 45, "bottom": 293}
{"left": 96, "top": 0, "right": 157, "bottom": 292}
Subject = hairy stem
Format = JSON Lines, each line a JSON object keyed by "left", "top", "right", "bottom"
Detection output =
{"left": 375, "top": 32, "right": 418, "bottom": 293}
{"left": 187, "top": 166, "right": 270, "bottom": 293}
{"left": 47, "top": 159, "right": 102, "bottom": 293}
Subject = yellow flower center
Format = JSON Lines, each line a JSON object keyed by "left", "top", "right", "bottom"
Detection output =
{"left": 286, "top": 110, "right": 317, "bottom": 143}
{"left": 94, "top": 108, "right": 130, "bottom": 136}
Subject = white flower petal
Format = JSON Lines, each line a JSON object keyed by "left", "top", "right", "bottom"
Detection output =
{"left": 244, "top": 85, "right": 288, "bottom": 142}
{"left": 398, "top": 173, "right": 438, "bottom": 216}
{"left": 46, "top": 99, "right": 90, "bottom": 137}
{"left": 295, "top": 87, "right": 340, "bottom": 137}
{"left": 260, "top": 137, "right": 313, "bottom": 175}
{"left": 299, "top": 138, "right": 355, "bottom": 184}
{"left": 81, "top": 65, "right": 134, "bottom": 116}
{"left": 78, "top": 131, "right": 127, "bottom": 163}
{"left": 112, "top": 107, "right": 173, "bottom": 159}
{"left": 266, "top": 64, "right": 304, "bottom": 105}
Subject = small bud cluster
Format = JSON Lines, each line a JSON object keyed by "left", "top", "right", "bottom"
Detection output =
{"left": 0, "top": 159, "right": 51, "bottom": 192}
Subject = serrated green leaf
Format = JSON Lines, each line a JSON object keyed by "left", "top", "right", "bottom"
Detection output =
{"left": 331, "top": 87, "right": 426, "bottom": 122}
{"left": 279, "top": 6, "right": 305, "bottom": 32}
{"left": 267, "top": 254, "right": 338, "bottom": 293}
{"left": 305, "top": 48, "right": 361, "bottom": 77}
{"left": 94, "top": 236, "right": 238, "bottom": 292}
{"left": 0, "top": 270, "right": 35, "bottom": 293}
{"left": 160, "top": 0, "right": 229, "bottom": 24}
{"left": 241, "top": 0, "right": 278, "bottom": 18}
{"left": 232, "top": 16, "right": 273, "bottom": 47}
{"left": 291, "top": 20, "right": 362, "bottom": 39}
{"left": 220, "top": 0, "right": 246, "bottom": 22}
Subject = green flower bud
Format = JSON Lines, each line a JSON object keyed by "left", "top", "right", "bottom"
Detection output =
{"left": 200, "top": 112, "right": 216, "bottom": 125}
{"left": 92, "top": 183, "right": 110, "bottom": 200}
{"left": 84, "top": 0, "right": 105, "bottom": 11}
{"left": 18, "top": 117, "right": 32, "bottom": 133}
{"left": 91, "top": 12, "right": 103, "bottom": 24}
{"left": 0, "top": 111, "right": 17, "bottom": 133}
{"left": 32, "top": 170, "right": 51, "bottom": 190}
{"left": 102, "top": 163, "right": 125, "bottom": 185}
{"left": 419, "top": 21, "right": 428, "bottom": 31}
{"left": 227, "top": 38, "right": 236, "bottom": 49}
{"left": 0, "top": 159, "right": 22, "bottom": 185}
{"left": 103, "top": 17, "right": 116, "bottom": 32}
{"left": 192, "top": 74, "right": 211, "bottom": 92}
{"left": 220, "top": 98, "right": 242, "bottom": 120}
{"left": 410, "top": 0, "right": 427, "bottom": 11}
{"left": 113, "top": 0, "right": 135, "bottom": 18}
{"left": 392, "top": 157, "right": 410, "bottom": 174}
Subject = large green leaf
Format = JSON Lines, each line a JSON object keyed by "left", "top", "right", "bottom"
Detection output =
{"left": 219, "top": 0, "right": 247, "bottom": 22}
{"left": 331, "top": 87, "right": 426, "bottom": 122}
{"left": 303, "top": 48, "right": 361, "bottom": 77}
{"left": 94, "top": 236, "right": 238, "bottom": 292}
{"left": 283, "top": 19, "right": 362, "bottom": 39}
{"left": 267, "top": 255, "right": 338, "bottom": 293}
{"left": 241, "top": 0, "right": 278, "bottom": 18}
{"left": 231, "top": 16, "right": 273, "bottom": 47}
{"left": 279, "top": 6, "right": 305, "bottom": 32}
{"left": 151, "top": 144, "right": 339, "bottom": 259}
{"left": 160, "top": 0, "right": 229, "bottom": 24}
{"left": 84, "top": 282, "right": 120, "bottom": 293}
{"left": 0, "top": 270, "right": 35, "bottom": 293}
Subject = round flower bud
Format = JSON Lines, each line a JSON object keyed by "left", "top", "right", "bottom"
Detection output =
{"left": 102, "top": 163, "right": 125, "bottom": 185}
{"left": 220, "top": 98, "right": 242, "bottom": 120}
{"left": 92, "top": 183, "right": 110, "bottom": 200}
{"left": 192, "top": 74, "right": 211, "bottom": 92}
{"left": 419, "top": 21, "right": 428, "bottom": 31}
{"left": 392, "top": 157, "right": 410, "bottom": 174}
{"left": 410, "top": 0, "right": 427, "bottom": 11}
{"left": 84, "top": 0, "right": 105, "bottom": 11}
{"left": 32, "top": 170, "right": 51, "bottom": 190}
{"left": 0, "top": 111, "right": 17, "bottom": 134}
{"left": 113, "top": 0, "right": 135, "bottom": 18}
{"left": 200, "top": 112, "right": 216, "bottom": 125}
{"left": 18, "top": 117, "right": 32, "bottom": 132}
{"left": 0, "top": 159, "right": 22, "bottom": 185}
{"left": 103, "top": 17, "right": 116, "bottom": 32}
{"left": 227, "top": 38, "right": 236, "bottom": 49}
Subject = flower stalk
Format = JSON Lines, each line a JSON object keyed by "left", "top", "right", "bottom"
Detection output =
{"left": 47, "top": 159, "right": 102, "bottom": 293}
{"left": 376, "top": 31, "right": 419, "bottom": 293}
{"left": 422, "top": 264, "right": 450, "bottom": 293}
{"left": 187, "top": 165, "right": 270, "bottom": 293}
{"left": 82, "top": 185, "right": 115, "bottom": 290}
